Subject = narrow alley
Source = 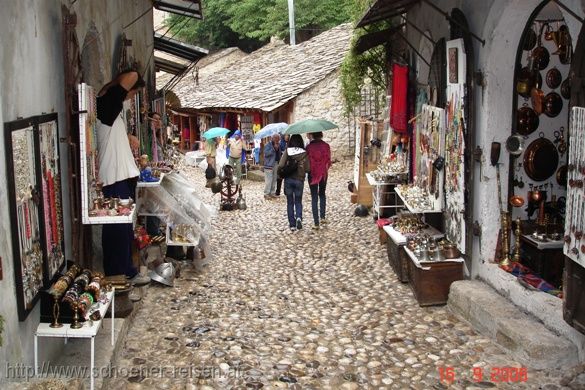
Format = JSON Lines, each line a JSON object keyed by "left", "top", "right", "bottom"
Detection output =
{"left": 107, "top": 162, "right": 565, "bottom": 389}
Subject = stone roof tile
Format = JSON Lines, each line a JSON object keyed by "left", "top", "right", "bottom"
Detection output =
{"left": 172, "top": 23, "right": 353, "bottom": 112}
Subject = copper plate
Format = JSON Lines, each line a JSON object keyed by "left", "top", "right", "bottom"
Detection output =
{"left": 557, "top": 165, "right": 568, "bottom": 187}
{"left": 523, "top": 137, "right": 559, "bottom": 181}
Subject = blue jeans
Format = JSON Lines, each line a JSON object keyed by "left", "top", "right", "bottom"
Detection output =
{"left": 284, "top": 178, "right": 304, "bottom": 227}
{"left": 102, "top": 178, "right": 138, "bottom": 278}
{"left": 309, "top": 177, "right": 327, "bottom": 225}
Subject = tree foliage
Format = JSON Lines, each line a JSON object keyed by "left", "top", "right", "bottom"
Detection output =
{"left": 340, "top": 0, "right": 390, "bottom": 115}
{"left": 164, "top": 0, "right": 358, "bottom": 52}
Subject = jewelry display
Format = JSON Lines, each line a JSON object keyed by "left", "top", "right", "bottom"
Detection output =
{"left": 39, "top": 119, "right": 65, "bottom": 280}
{"left": 70, "top": 302, "right": 82, "bottom": 329}
{"left": 49, "top": 293, "right": 63, "bottom": 328}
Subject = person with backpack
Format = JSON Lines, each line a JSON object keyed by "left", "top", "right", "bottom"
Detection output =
{"left": 277, "top": 134, "right": 310, "bottom": 231}
{"left": 306, "top": 132, "right": 331, "bottom": 229}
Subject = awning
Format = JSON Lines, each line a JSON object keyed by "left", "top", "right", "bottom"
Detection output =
{"left": 154, "top": 33, "right": 208, "bottom": 62}
{"left": 357, "top": 0, "right": 420, "bottom": 28}
{"left": 153, "top": 0, "right": 203, "bottom": 19}
{"left": 155, "top": 56, "right": 188, "bottom": 75}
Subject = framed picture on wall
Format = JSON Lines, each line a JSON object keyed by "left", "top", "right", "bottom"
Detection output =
{"left": 5, "top": 117, "right": 44, "bottom": 320}
{"left": 448, "top": 47, "right": 459, "bottom": 84}
{"left": 4, "top": 113, "right": 66, "bottom": 320}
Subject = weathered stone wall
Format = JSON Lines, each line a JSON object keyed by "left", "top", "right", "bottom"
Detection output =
{"left": 0, "top": 0, "right": 154, "bottom": 379}
{"left": 292, "top": 70, "right": 351, "bottom": 160}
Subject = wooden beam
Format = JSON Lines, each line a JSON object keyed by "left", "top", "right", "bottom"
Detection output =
{"left": 354, "top": 23, "right": 405, "bottom": 55}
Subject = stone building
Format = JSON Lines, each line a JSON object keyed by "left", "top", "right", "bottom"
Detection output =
{"left": 167, "top": 23, "right": 354, "bottom": 159}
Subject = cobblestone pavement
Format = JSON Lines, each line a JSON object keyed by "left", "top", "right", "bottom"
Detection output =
{"left": 109, "top": 161, "right": 568, "bottom": 390}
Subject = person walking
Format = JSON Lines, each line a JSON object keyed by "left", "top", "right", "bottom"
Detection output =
{"left": 275, "top": 134, "right": 288, "bottom": 196}
{"left": 96, "top": 69, "right": 150, "bottom": 286}
{"left": 228, "top": 130, "right": 246, "bottom": 184}
{"left": 263, "top": 134, "right": 280, "bottom": 199}
{"left": 278, "top": 134, "right": 310, "bottom": 231}
{"left": 306, "top": 132, "right": 331, "bottom": 229}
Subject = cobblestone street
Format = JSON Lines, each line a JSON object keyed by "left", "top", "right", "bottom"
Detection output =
{"left": 109, "top": 161, "right": 566, "bottom": 389}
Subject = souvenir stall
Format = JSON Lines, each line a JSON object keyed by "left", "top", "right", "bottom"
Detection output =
{"left": 500, "top": 3, "right": 574, "bottom": 295}
{"left": 381, "top": 15, "right": 474, "bottom": 306}
{"left": 78, "top": 82, "right": 213, "bottom": 278}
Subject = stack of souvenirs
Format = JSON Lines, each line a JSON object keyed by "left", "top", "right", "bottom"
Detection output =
{"left": 48, "top": 264, "right": 110, "bottom": 327}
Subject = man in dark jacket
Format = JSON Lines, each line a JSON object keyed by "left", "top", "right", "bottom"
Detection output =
{"left": 263, "top": 134, "right": 280, "bottom": 199}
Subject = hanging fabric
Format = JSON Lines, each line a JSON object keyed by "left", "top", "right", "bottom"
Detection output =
{"left": 390, "top": 63, "right": 409, "bottom": 133}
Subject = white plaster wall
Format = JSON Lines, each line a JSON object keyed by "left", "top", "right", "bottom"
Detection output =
{"left": 292, "top": 70, "right": 351, "bottom": 159}
{"left": 405, "top": 0, "right": 585, "bottom": 360}
{"left": 0, "top": 0, "right": 154, "bottom": 381}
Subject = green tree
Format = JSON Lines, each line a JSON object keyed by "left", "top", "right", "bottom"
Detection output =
{"left": 164, "top": 0, "right": 358, "bottom": 51}
{"left": 340, "top": 0, "right": 390, "bottom": 114}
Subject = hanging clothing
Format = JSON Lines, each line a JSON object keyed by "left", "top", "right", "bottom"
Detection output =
{"left": 390, "top": 63, "right": 409, "bottom": 133}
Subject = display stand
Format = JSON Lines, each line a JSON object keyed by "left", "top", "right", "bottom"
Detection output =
{"left": 384, "top": 224, "right": 444, "bottom": 282}
{"left": 34, "top": 291, "right": 115, "bottom": 390}
{"left": 403, "top": 246, "right": 464, "bottom": 306}
{"left": 395, "top": 187, "right": 443, "bottom": 214}
{"left": 366, "top": 173, "right": 407, "bottom": 217}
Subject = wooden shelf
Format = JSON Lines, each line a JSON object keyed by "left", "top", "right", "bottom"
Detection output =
{"left": 82, "top": 205, "right": 136, "bottom": 225}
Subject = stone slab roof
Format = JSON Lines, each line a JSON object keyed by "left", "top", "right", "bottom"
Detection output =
{"left": 172, "top": 23, "right": 353, "bottom": 112}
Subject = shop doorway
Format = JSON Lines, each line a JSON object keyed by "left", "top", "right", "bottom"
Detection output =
{"left": 508, "top": 0, "right": 578, "bottom": 305}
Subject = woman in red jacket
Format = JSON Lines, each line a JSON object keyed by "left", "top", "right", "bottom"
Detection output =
{"left": 305, "top": 132, "right": 331, "bottom": 229}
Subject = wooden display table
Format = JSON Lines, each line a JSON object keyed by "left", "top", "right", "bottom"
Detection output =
{"left": 403, "top": 247, "right": 464, "bottom": 306}
{"left": 383, "top": 224, "right": 444, "bottom": 283}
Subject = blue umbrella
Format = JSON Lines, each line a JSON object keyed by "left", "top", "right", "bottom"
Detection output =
{"left": 253, "top": 122, "right": 288, "bottom": 140}
{"left": 202, "top": 127, "right": 230, "bottom": 139}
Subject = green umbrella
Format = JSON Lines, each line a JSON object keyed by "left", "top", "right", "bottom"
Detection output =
{"left": 284, "top": 119, "right": 338, "bottom": 135}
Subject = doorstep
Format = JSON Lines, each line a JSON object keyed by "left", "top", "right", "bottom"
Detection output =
{"left": 448, "top": 279, "right": 578, "bottom": 370}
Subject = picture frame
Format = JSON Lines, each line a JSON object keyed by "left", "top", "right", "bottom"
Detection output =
{"left": 448, "top": 47, "right": 459, "bottom": 83}
{"left": 4, "top": 113, "right": 66, "bottom": 321}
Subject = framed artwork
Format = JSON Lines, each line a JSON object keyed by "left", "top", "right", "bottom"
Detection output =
{"left": 5, "top": 113, "right": 66, "bottom": 320}
{"left": 5, "top": 117, "right": 44, "bottom": 320}
{"left": 448, "top": 47, "right": 458, "bottom": 84}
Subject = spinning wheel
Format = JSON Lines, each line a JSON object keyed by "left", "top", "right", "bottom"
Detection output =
{"left": 219, "top": 165, "right": 240, "bottom": 210}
